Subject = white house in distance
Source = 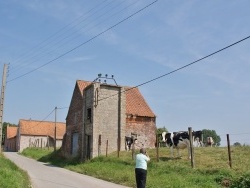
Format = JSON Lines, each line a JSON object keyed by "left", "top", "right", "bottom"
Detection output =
{"left": 16, "top": 119, "right": 66, "bottom": 152}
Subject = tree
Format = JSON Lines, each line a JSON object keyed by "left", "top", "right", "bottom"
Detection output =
{"left": 233, "top": 142, "right": 241, "bottom": 147}
{"left": 156, "top": 126, "right": 168, "bottom": 135}
{"left": 202, "top": 129, "right": 221, "bottom": 146}
{"left": 156, "top": 127, "right": 168, "bottom": 147}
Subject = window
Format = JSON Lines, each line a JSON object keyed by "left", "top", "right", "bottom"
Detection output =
{"left": 74, "top": 112, "right": 77, "bottom": 125}
{"left": 87, "top": 108, "right": 92, "bottom": 122}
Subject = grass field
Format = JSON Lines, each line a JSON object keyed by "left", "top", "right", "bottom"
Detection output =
{"left": 21, "top": 146, "right": 250, "bottom": 188}
{"left": 0, "top": 152, "right": 31, "bottom": 188}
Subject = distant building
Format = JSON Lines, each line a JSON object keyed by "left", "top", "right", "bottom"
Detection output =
{"left": 4, "top": 126, "right": 18, "bottom": 151}
{"left": 16, "top": 119, "right": 66, "bottom": 152}
{"left": 62, "top": 80, "right": 156, "bottom": 160}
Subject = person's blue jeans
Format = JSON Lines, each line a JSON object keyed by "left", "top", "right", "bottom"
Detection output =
{"left": 135, "top": 168, "right": 147, "bottom": 188}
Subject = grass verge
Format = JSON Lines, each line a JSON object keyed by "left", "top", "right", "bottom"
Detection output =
{"left": 21, "top": 146, "right": 250, "bottom": 188}
{"left": 0, "top": 152, "right": 31, "bottom": 188}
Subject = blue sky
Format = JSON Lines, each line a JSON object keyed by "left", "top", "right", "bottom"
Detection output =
{"left": 1, "top": 0, "right": 250, "bottom": 146}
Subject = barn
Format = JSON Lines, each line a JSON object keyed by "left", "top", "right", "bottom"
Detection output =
{"left": 61, "top": 80, "right": 156, "bottom": 160}
{"left": 4, "top": 126, "right": 18, "bottom": 151}
{"left": 17, "top": 119, "right": 66, "bottom": 152}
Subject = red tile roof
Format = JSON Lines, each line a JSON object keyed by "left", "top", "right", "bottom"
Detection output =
{"left": 76, "top": 80, "right": 155, "bottom": 118}
{"left": 19, "top": 119, "right": 66, "bottom": 139}
{"left": 6, "top": 126, "right": 18, "bottom": 139}
{"left": 76, "top": 80, "right": 92, "bottom": 95}
{"left": 125, "top": 87, "right": 155, "bottom": 117}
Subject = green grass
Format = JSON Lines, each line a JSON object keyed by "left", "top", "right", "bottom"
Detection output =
{"left": 0, "top": 152, "right": 31, "bottom": 188}
{"left": 21, "top": 146, "right": 250, "bottom": 188}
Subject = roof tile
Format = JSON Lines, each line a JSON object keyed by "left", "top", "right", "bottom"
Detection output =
{"left": 77, "top": 80, "right": 155, "bottom": 117}
{"left": 6, "top": 126, "right": 18, "bottom": 139}
{"left": 19, "top": 119, "right": 66, "bottom": 139}
{"left": 125, "top": 87, "right": 155, "bottom": 117}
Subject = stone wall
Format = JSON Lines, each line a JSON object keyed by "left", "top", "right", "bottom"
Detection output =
{"left": 83, "top": 83, "right": 126, "bottom": 158}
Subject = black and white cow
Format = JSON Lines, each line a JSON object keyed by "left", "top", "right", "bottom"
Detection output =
{"left": 207, "top": 137, "right": 214, "bottom": 147}
{"left": 162, "top": 131, "right": 191, "bottom": 159}
{"left": 192, "top": 130, "right": 203, "bottom": 147}
{"left": 125, "top": 136, "right": 137, "bottom": 151}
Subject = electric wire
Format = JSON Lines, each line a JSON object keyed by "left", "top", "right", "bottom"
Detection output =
{"left": 9, "top": 0, "right": 136, "bottom": 78}
{"left": 9, "top": 0, "right": 110, "bottom": 73}
{"left": 32, "top": 108, "right": 55, "bottom": 127}
{"left": 7, "top": 2, "right": 250, "bottom": 139}
{"left": 8, "top": 0, "right": 138, "bottom": 77}
{"left": 97, "top": 35, "right": 250, "bottom": 102}
{"left": 18, "top": 34, "right": 250, "bottom": 130}
{"left": 9, "top": 0, "right": 118, "bottom": 74}
{"left": 28, "top": 106, "right": 68, "bottom": 131}
{"left": 7, "top": 0, "right": 158, "bottom": 83}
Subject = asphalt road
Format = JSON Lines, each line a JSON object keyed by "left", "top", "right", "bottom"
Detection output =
{"left": 4, "top": 152, "right": 131, "bottom": 188}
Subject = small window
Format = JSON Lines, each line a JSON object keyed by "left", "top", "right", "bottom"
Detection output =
{"left": 87, "top": 108, "right": 92, "bottom": 122}
{"left": 74, "top": 112, "right": 77, "bottom": 125}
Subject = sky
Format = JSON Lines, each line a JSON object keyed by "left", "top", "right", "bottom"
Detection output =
{"left": 1, "top": 0, "right": 250, "bottom": 146}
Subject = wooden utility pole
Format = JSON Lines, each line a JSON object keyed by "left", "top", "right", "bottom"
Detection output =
{"left": 0, "top": 64, "right": 8, "bottom": 152}
{"left": 54, "top": 106, "right": 57, "bottom": 151}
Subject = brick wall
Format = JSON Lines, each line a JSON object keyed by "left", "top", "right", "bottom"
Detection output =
{"left": 126, "top": 116, "right": 156, "bottom": 149}
{"left": 63, "top": 83, "right": 84, "bottom": 158}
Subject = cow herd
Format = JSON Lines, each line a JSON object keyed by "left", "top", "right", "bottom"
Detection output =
{"left": 125, "top": 130, "right": 215, "bottom": 159}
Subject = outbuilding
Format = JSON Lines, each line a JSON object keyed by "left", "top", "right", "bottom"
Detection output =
{"left": 62, "top": 79, "right": 156, "bottom": 160}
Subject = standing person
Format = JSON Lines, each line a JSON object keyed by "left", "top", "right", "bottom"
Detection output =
{"left": 135, "top": 148, "right": 150, "bottom": 188}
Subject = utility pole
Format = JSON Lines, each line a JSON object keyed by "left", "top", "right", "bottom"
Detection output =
{"left": 54, "top": 106, "right": 57, "bottom": 151}
{"left": 0, "top": 64, "right": 8, "bottom": 152}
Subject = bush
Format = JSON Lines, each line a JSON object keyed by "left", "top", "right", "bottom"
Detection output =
{"left": 230, "top": 172, "right": 250, "bottom": 188}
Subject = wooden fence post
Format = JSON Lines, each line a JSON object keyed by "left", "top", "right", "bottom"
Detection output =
{"left": 47, "top": 136, "right": 49, "bottom": 150}
{"left": 227, "top": 134, "right": 232, "bottom": 168}
{"left": 117, "top": 138, "right": 120, "bottom": 158}
{"left": 188, "top": 127, "right": 195, "bottom": 168}
{"left": 98, "top": 135, "right": 101, "bottom": 157}
{"left": 106, "top": 139, "right": 108, "bottom": 157}
{"left": 132, "top": 137, "right": 135, "bottom": 160}
{"left": 156, "top": 134, "right": 159, "bottom": 162}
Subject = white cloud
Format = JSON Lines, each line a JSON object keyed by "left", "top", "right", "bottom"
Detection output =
{"left": 65, "top": 56, "right": 94, "bottom": 63}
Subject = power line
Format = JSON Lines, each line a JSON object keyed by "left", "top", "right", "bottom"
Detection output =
{"left": 97, "top": 35, "right": 250, "bottom": 102}
{"left": 26, "top": 106, "right": 68, "bottom": 132}
{"left": 7, "top": 0, "right": 157, "bottom": 83}
{"left": 9, "top": 0, "right": 136, "bottom": 78}
{"left": 8, "top": 0, "right": 146, "bottom": 80}
{"left": 11, "top": 33, "right": 250, "bottom": 136}
{"left": 36, "top": 106, "right": 68, "bottom": 122}
{"left": 9, "top": 0, "right": 110, "bottom": 73}
{"left": 33, "top": 108, "right": 55, "bottom": 126}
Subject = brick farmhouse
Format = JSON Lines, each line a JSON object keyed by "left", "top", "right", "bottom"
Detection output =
{"left": 61, "top": 80, "right": 156, "bottom": 160}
